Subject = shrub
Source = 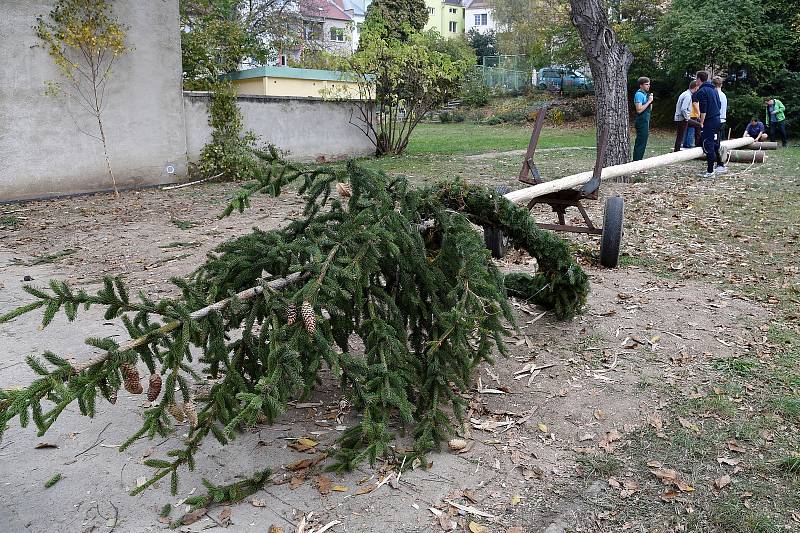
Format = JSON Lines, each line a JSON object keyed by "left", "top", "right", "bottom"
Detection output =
{"left": 452, "top": 111, "right": 466, "bottom": 122}
{"left": 439, "top": 111, "right": 452, "bottom": 123}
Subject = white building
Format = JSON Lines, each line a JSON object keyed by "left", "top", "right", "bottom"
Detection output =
{"left": 464, "top": 0, "right": 496, "bottom": 34}
{"left": 343, "top": 0, "right": 371, "bottom": 51}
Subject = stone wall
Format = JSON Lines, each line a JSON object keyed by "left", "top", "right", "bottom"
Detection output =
{"left": 183, "top": 93, "right": 374, "bottom": 163}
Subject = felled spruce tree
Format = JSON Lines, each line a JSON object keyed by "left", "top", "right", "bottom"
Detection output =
{"left": 0, "top": 150, "right": 588, "bottom": 496}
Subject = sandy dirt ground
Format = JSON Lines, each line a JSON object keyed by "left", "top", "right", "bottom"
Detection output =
{"left": 1, "top": 159, "right": 796, "bottom": 532}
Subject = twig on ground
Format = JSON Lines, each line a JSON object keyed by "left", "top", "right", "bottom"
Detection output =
{"left": 75, "top": 422, "right": 112, "bottom": 457}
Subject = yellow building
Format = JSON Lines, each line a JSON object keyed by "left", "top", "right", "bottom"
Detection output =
{"left": 226, "top": 66, "right": 363, "bottom": 99}
{"left": 424, "top": 0, "right": 465, "bottom": 38}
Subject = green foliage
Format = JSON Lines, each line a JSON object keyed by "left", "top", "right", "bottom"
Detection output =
{"left": 198, "top": 82, "right": 261, "bottom": 181}
{"left": 181, "top": 469, "right": 271, "bottom": 508}
{"left": 44, "top": 473, "right": 62, "bottom": 488}
{"left": 343, "top": 29, "right": 473, "bottom": 155}
{"left": 467, "top": 29, "right": 498, "bottom": 64}
{"left": 180, "top": 0, "right": 301, "bottom": 89}
{"left": 0, "top": 152, "right": 587, "bottom": 496}
{"left": 461, "top": 68, "right": 491, "bottom": 107}
{"left": 361, "top": 0, "right": 428, "bottom": 43}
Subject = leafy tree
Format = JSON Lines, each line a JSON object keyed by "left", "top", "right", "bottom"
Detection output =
{"left": 490, "top": 0, "right": 583, "bottom": 69}
{"left": 342, "top": 23, "right": 473, "bottom": 155}
{"left": 180, "top": 0, "right": 302, "bottom": 89}
{"left": 467, "top": 28, "right": 497, "bottom": 64}
{"left": 35, "top": 0, "right": 130, "bottom": 196}
{"left": 361, "top": 0, "right": 428, "bottom": 43}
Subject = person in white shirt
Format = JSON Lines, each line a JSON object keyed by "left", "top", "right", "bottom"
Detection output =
{"left": 673, "top": 80, "right": 699, "bottom": 152}
{"left": 712, "top": 76, "right": 728, "bottom": 172}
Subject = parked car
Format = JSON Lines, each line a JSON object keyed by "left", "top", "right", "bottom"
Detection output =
{"left": 535, "top": 67, "right": 594, "bottom": 94}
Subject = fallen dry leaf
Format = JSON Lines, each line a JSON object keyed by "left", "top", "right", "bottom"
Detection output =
{"left": 316, "top": 475, "right": 332, "bottom": 495}
{"left": 332, "top": 485, "right": 348, "bottom": 492}
{"left": 647, "top": 413, "right": 663, "bottom": 430}
{"left": 289, "top": 476, "right": 304, "bottom": 490}
{"left": 599, "top": 429, "right": 622, "bottom": 452}
{"left": 34, "top": 442, "right": 58, "bottom": 449}
{"left": 288, "top": 437, "right": 319, "bottom": 452}
{"left": 268, "top": 526, "right": 286, "bottom": 533}
{"left": 650, "top": 468, "right": 694, "bottom": 492}
{"left": 594, "top": 409, "right": 606, "bottom": 421}
{"left": 218, "top": 506, "right": 231, "bottom": 525}
{"left": 181, "top": 508, "right": 206, "bottom": 525}
{"left": 468, "top": 521, "right": 489, "bottom": 533}
{"left": 713, "top": 474, "right": 731, "bottom": 489}
{"left": 717, "top": 457, "right": 741, "bottom": 466}
{"left": 355, "top": 484, "right": 375, "bottom": 495}
{"left": 510, "top": 494, "right": 521, "bottom": 505}
{"left": 252, "top": 499, "right": 268, "bottom": 507}
{"left": 537, "top": 422, "right": 548, "bottom": 433}
{"left": 678, "top": 417, "right": 701, "bottom": 435}
{"left": 727, "top": 440, "right": 746, "bottom": 453}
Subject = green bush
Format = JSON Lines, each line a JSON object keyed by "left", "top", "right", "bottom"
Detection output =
{"left": 439, "top": 111, "right": 452, "bottom": 123}
{"left": 452, "top": 111, "right": 466, "bottom": 122}
{"left": 461, "top": 69, "right": 491, "bottom": 107}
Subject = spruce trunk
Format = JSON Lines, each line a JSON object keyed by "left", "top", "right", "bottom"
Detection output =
{"left": 569, "top": 0, "right": 634, "bottom": 170}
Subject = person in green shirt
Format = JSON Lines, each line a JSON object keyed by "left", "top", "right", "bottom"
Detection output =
{"left": 764, "top": 97, "right": 787, "bottom": 147}
{"left": 632, "top": 76, "right": 654, "bottom": 160}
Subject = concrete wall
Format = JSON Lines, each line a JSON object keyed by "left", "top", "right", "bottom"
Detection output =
{"left": 0, "top": 1, "right": 187, "bottom": 202}
{"left": 183, "top": 93, "right": 375, "bottom": 163}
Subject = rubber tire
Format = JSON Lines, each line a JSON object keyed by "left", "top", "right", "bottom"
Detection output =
{"left": 484, "top": 185, "right": 511, "bottom": 259}
{"left": 600, "top": 196, "right": 624, "bottom": 268}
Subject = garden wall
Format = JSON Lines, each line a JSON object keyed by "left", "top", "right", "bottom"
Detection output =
{"left": 182, "top": 93, "right": 375, "bottom": 163}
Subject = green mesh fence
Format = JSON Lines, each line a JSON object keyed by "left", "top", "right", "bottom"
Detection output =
{"left": 475, "top": 65, "right": 530, "bottom": 93}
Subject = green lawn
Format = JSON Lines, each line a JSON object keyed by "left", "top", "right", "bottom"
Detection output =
{"left": 404, "top": 123, "right": 596, "bottom": 155}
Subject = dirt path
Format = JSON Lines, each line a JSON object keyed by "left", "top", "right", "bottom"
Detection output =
{"left": 1, "top": 162, "right": 797, "bottom": 531}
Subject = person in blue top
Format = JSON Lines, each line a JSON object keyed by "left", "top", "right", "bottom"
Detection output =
{"left": 632, "top": 76, "right": 653, "bottom": 161}
{"left": 692, "top": 70, "right": 722, "bottom": 178}
{"left": 743, "top": 117, "right": 768, "bottom": 141}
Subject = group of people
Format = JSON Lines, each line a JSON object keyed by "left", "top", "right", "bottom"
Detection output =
{"left": 631, "top": 72, "right": 789, "bottom": 178}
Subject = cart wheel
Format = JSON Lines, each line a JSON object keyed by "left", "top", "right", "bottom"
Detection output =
{"left": 484, "top": 185, "right": 511, "bottom": 259}
{"left": 600, "top": 196, "right": 624, "bottom": 268}
{"left": 484, "top": 227, "right": 508, "bottom": 259}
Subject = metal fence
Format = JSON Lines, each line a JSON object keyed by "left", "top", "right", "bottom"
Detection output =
{"left": 475, "top": 64, "right": 530, "bottom": 94}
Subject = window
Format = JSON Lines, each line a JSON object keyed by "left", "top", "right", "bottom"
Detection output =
{"left": 427, "top": 7, "right": 434, "bottom": 15}
{"left": 474, "top": 13, "right": 487, "bottom": 26}
{"left": 449, "top": 8, "right": 457, "bottom": 14}
{"left": 448, "top": 21, "right": 457, "bottom": 32}
{"left": 303, "top": 22, "right": 322, "bottom": 40}
{"left": 330, "top": 27, "right": 345, "bottom": 42}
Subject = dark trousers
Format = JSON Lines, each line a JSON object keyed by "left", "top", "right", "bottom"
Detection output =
{"left": 674, "top": 120, "right": 687, "bottom": 151}
{"left": 715, "top": 122, "right": 726, "bottom": 165}
{"left": 702, "top": 118, "right": 721, "bottom": 173}
{"left": 633, "top": 114, "right": 650, "bottom": 161}
{"left": 770, "top": 120, "right": 788, "bottom": 146}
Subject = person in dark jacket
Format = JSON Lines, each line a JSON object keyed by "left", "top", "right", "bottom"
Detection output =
{"left": 744, "top": 117, "right": 768, "bottom": 141}
{"left": 692, "top": 71, "right": 722, "bottom": 177}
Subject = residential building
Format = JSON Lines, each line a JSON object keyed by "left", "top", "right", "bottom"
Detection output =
{"left": 424, "top": 0, "right": 465, "bottom": 38}
{"left": 342, "top": 0, "right": 371, "bottom": 51}
{"left": 225, "top": 66, "right": 362, "bottom": 99}
{"left": 289, "top": 0, "right": 353, "bottom": 61}
{"left": 465, "top": 0, "right": 496, "bottom": 34}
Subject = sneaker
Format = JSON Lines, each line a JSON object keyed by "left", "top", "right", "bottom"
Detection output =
{"left": 715, "top": 165, "right": 728, "bottom": 173}
{"left": 698, "top": 171, "right": 715, "bottom": 178}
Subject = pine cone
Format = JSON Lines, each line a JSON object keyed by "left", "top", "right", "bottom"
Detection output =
{"left": 301, "top": 301, "right": 316, "bottom": 335}
{"left": 336, "top": 182, "right": 352, "bottom": 198}
{"left": 121, "top": 364, "right": 143, "bottom": 394}
{"left": 167, "top": 403, "right": 185, "bottom": 423}
{"left": 286, "top": 303, "right": 297, "bottom": 326}
{"left": 147, "top": 374, "right": 162, "bottom": 402}
{"left": 184, "top": 401, "right": 198, "bottom": 428}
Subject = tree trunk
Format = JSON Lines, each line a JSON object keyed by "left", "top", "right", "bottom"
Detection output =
{"left": 569, "top": 0, "right": 634, "bottom": 168}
